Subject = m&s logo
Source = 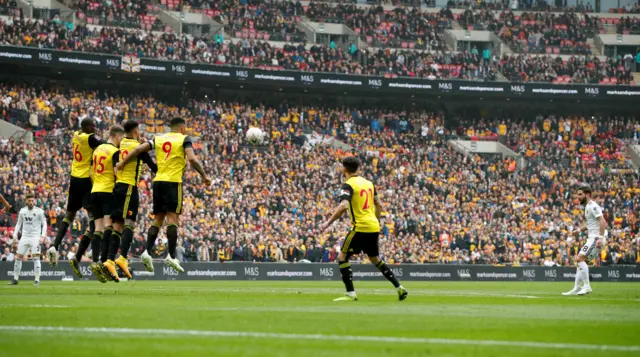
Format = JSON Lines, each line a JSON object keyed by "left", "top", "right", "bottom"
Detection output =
{"left": 301, "top": 75, "right": 314, "bottom": 83}
{"left": 236, "top": 70, "right": 249, "bottom": 78}
{"left": 511, "top": 85, "right": 525, "bottom": 93}
{"left": 585, "top": 88, "right": 599, "bottom": 95}
{"left": 439, "top": 83, "right": 453, "bottom": 91}
{"left": 368, "top": 79, "right": 382, "bottom": 87}
{"left": 38, "top": 53, "right": 52, "bottom": 62}
{"left": 106, "top": 59, "right": 120, "bottom": 67}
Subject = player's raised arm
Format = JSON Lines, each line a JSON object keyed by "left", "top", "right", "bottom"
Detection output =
{"left": 184, "top": 137, "right": 211, "bottom": 185}
{"left": 115, "top": 142, "right": 152, "bottom": 171}
{"left": 88, "top": 134, "right": 104, "bottom": 149}
{"left": 321, "top": 184, "right": 352, "bottom": 233}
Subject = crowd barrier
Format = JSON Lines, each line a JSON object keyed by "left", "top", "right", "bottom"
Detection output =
{"left": 1, "top": 45, "right": 639, "bottom": 100}
{"left": 2, "top": 262, "right": 639, "bottom": 282}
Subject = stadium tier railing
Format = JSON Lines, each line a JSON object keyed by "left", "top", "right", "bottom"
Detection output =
{"left": 1, "top": 45, "right": 639, "bottom": 100}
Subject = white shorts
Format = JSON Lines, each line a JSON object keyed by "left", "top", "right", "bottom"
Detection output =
{"left": 16, "top": 238, "right": 41, "bottom": 256}
{"left": 579, "top": 233, "right": 607, "bottom": 260}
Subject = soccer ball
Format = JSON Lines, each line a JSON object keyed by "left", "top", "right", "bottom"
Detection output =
{"left": 246, "top": 127, "right": 264, "bottom": 145}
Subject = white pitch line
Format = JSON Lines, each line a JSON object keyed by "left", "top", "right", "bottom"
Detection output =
{"left": 0, "top": 304, "right": 70, "bottom": 308}
{"left": 0, "top": 325, "right": 638, "bottom": 352}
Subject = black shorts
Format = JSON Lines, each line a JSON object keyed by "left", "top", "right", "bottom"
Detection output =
{"left": 111, "top": 183, "right": 139, "bottom": 222}
{"left": 91, "top": 192, "right": 114, "bottom": 219}
{"left": 153, "top": 181, "right": 183, "bottom": 215}
{"left": 67, "top": 177, "right": 92, "bottom": 212}
{"left": 341, "top": 231, "right": 380, "bottom": 257}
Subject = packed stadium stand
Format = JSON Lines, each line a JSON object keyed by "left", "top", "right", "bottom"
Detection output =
{"left": 0, "top": 0, "right": 639, "bottom": 267}
{"left": 0, "top": 79, "right": 638, "bottom": 266}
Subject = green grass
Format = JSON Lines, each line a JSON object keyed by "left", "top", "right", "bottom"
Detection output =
{"left": 0, "top": 281, "right": 639, "bottom": 357}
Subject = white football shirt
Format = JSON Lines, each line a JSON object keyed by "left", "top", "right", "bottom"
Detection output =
{"left": 584, "top": 200, "right": 604, "bottom": 238}
{"left": 13, "top": 206, "right": 47, "bottom": 240}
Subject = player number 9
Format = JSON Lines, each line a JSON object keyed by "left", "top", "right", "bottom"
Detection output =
{"left": 162, "top": 142, "right": 172, "bottom": 160}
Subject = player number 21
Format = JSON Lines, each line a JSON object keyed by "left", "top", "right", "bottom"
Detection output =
{"left": 162, "top": 142, "right": 172, "bottom": 159}
{"left": 360, "top": 188, "right": 374, "bottom": 209}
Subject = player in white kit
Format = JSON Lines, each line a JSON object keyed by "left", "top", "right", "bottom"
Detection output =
{"left": 563, "top": 183, "right": 608, "bottom": 296}
{"left": 9, "top": 194, "right": 47, "bottom": 286}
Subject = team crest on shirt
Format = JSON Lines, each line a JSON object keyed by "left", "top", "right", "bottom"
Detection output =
{"left": 340, "top": 190, "right": 350, "bottom": 196}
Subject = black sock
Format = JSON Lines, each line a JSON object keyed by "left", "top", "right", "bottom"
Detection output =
{"left": 76, "top": 234, "right": 91, "bottom": 261}
{"left": 75, "top": 219, "right": 95, "bottom": 260}
{"left": 108, "top": 231, "right": 122, "bottom": 261}
{"left": 339, "top": 261, "right": 355, "bottom": 292}
{"left": 91, "top": 232, "right": 103, "bottom": 263}
{"left": 376, "top": 260, "right": 400, "bottom": 288}
{"left": 167, "top": 224, "right": 178, "bottom": 259}
{"left": 146, "top": 224, "right": 160, "bottom": 253}
{"left": 100, "top": 227, "right": 113, "bottom": 263}
{"left": 53, "top": 217, "right": 72, "bottom": 250}
{"left": 120, "top": 225, "right": 134, "bottom": 259}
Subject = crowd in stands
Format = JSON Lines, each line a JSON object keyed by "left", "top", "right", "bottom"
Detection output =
{"left": 498, "top": 54, "right": 635, "bottom": 84}
{"left": 615, "top": 16, "right": 640, "bottom": 35}
{"left": 69, "top": 0, "right": 165, "bottom": 31}
{"left": 496, "top": 11, "right": 600, "bottom": 55}
{"left": 0, "top": 82, "right": 638, "bottom": 266}
{"left": 305, "top": 3, "right": 451, "bottom": 50}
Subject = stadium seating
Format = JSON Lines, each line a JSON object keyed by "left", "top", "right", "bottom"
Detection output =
{"left": 305, "top": 3, "right": 451, "bottom": 50}
{"left": 70, "top": 0, "right": 165, "bottom": 31}
{"left": 0, "top": 83, "right": 638, "bottom": 266}
{"left": 495, "top": 11, "right": 600, "bottom": 55}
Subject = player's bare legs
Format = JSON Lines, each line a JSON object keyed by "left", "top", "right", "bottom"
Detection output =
{"left": 163, "top": 212, "right": 184, "bottom": 273}
{"left": 141, "top": 214, "right": 165, "bottom": 272}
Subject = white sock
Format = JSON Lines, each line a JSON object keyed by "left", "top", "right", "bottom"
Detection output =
{"left": 34, "top": 259, "right": 41, "bottom": 282}
{"left": 573, "top": 267, "right": 582, "bottom": 289}
{"left": 13, "top": 260, "right": 22, "bottom": 281}
{"left": 578, "top": 261, "right": 590, "bottom": 288}
{"left": 346, "top": 291, "right": 357, "bottom": 297}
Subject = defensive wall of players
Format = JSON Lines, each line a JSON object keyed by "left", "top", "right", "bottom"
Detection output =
{"left": 2, "top": 45, "right": 640, "bottom": 100}
{"left": 3, "top": 262, "right": 639, "bottom": 282}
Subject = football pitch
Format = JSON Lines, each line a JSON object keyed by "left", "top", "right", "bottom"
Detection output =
{"left": 0, "top": 281, "right": 639, "bottom": 357}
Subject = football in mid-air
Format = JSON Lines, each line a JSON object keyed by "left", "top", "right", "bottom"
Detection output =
{"left": 246, "top": 127, "right": 264, "bottom": 145}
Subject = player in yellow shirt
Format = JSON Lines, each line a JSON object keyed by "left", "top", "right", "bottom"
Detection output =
{"left": 116, "top": 117, "right": 211, "bottom": 273}
{"left": 89, "top": 125, "right": 125, "bottom": 282}
{"left": 108, "top": 120, "right": 157, "bottom": 279}
{"left": 320, "top": 156, "right": 407, "bottom": 301}
{"left": 49, "top": 118, "right": 102, "bottom": 268}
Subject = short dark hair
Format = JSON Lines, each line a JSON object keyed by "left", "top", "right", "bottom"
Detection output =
{"left": 342, "top": 156, "right": 359, "bottom": 173}
{"left": 80, "top": 118, "right": 95, "bottom": 131}
{"left": 123, "top": 120, "right": 139, "bottom": 133}
{"left": 170, "top": 117, "right": 186, "bottom": 128}
{"left": 577, "top": 183, "right": 592, "bottom": 194}
{"left": 25, "top": 194, "right": 34, "bottom": 200}
{"left": 109, "top": 125, "right": 125, "bottom": 137}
